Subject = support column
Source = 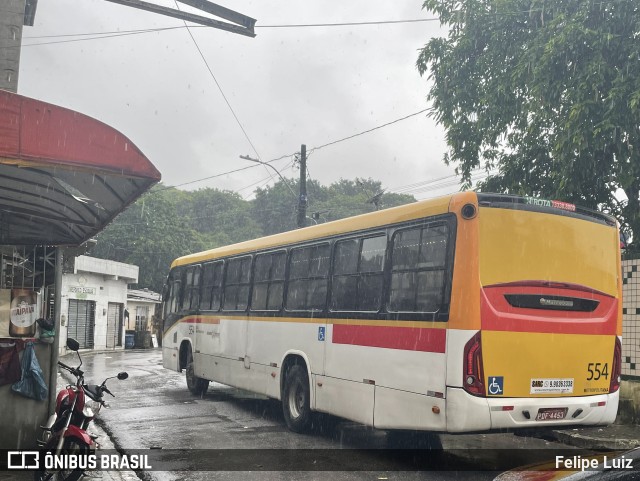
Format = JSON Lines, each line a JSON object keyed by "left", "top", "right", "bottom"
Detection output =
{"left": 0, "top": 0, "right": 26, "bottom": 93}
{"left": 48, "top": 247, "right": 63, "bottom": 415}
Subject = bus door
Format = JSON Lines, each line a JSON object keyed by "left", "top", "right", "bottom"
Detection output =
{"left": 181, "top": 265, "right": 203, "bottom": 374}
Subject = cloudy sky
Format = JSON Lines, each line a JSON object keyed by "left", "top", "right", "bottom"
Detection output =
{"left": 18, "top": 0, "right": 466, "bottom": 200}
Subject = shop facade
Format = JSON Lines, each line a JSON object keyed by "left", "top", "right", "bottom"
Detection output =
{"left": 59, "top": 256, "right": 138, "bottom": 355}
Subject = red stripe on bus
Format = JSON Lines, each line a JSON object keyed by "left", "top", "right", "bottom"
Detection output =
{"left": 332, "top": 325, "right": 446, "bottom": 352}
{"left": 181, "top": 316, "right": 220, "bottom": 324}
{"left": 481, "top": 286, "right": 618, "bottom": 335}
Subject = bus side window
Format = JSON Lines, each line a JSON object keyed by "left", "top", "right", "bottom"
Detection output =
{"left": 286, "top": 243, "right": 330, "bottom": 311}
{"left": 331, "top": 235, "right": 386, "bottom": 312}
{"left": 201, "top": 261, "right": 223, "bottom": 311}
{"left": 251, "top": 251, "right": 286, "bottom": 311}
{"left": 181, "top": 266, "right": 201, "bottom": 312}
{"left": 167, "top": 271, "right": 182, "bottom": 316}
{"left": 222, "top": 256, "right": 252, "bottom": 311}
{"left": 388, "top": 223, "right": 449, "bottom": 314}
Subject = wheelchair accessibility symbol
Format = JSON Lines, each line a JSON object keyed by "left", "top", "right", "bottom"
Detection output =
{"left": 318, "top": 326, "right": 326, "bottom": 342}
{"left": 488, "top": 376, "right": 504, "bottom": 395}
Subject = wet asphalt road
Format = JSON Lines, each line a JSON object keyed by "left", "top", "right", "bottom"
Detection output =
{"left": 61, "top": 348, "right": 572, "bottom": 481}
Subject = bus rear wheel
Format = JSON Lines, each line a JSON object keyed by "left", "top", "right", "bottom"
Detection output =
{"left": 185, "top": 348, "right": 209, "bottom": 396}
{"left": 282, "top": 364, "right": 311, "bottom": 433}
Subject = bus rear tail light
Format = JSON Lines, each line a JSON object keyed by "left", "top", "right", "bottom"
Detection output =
{"left": 609, "top": 337, "right": 622, "bottom": 393}
{"left": 463, "top": 332, "right": 485, "bottom": 396}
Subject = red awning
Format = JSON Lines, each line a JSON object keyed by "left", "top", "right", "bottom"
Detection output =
{"left": 0, "top": 90, "right": 161, "bottom": 246}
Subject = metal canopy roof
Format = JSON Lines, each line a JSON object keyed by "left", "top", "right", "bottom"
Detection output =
{"left": 0, "top": 90, "right": 161, "bottom": 246}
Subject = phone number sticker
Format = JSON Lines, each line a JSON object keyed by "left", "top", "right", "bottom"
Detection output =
{"left": 530, "top": 378, "right": 574, "bottom": 394}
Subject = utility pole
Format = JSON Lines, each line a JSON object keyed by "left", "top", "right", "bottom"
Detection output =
{"left": 296, "top": 144, "right": 307, "bottom": 228}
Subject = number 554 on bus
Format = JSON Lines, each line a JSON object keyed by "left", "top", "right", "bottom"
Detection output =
{"left": 161, "top": 191, "right": 622, "bottom": 433}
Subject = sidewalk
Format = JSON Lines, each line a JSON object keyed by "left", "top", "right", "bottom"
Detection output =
{"left": 0, "top": 422, "right": 138, "bottom": 481}
{"left": 545, "top": 423, "right": 640, "bottom": 451}
{"left": 0, "top": 370, "right": 140, "bottom": 481}
{"left": 54, "top": 368, "right": 139, "bottom": 481}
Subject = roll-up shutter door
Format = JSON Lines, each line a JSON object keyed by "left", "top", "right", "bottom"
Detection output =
{"left": 67, "top": 299, "right": 95, "bottom": 349}
{"left": 106, "top": 302, "right": 122, "bottom": 349}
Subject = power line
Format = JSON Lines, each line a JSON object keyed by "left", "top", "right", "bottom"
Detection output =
{"left": 156, "top": 164, "right": 258, "bottom": 191}
{"left": 174, "top": 2, "right": 263, "bottom": 164}
{"left": 237, "top": 158, "right": 295, "bottom": 195}
{"left": 152, "top": 109, "right": 433, "bottom": 192}
{"left": 257, "top": 18, "right": 440, "bottom": 28}
{"left": 20, "top": 18, "right": 439, "bottom": 44}
{"left": 15, "top": 28, "right": 178, "bottom": 49}
{"left": 106, "top": 169, "right": 497, "bottom": 228}
{"left": 309, "top": 108, "right": 431, "bottom": 153}
{"left": 24, "top": 26, "right": 185, "bottom": 39}
{"left": 16, "top": 1, "right": 629, "bottom": 49}
{"left": 387, "top": 172, "right": 461, "bottom": 194}
{"left": 392, "top": 172, "right": 490, "bottom": 195}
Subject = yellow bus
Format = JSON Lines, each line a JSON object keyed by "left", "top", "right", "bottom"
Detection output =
{"left": 161, "top": 191, "right": 622, "bottom": 433}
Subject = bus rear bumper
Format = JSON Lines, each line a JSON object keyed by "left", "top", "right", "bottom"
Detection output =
{"left": 446, "top": 387, "right": 619, "bottom": 432}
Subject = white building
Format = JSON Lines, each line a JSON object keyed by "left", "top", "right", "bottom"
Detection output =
{"left": 59, "top": 256, "right": 138, "bottom": 354}
{"left": 126, "top": 288, "right": 161, "bottom": 332}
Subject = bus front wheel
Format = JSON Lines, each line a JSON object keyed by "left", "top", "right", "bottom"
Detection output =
{"left": 185, "top": 348, "right": 209, "bottom": 396}
{"left": 282, "top": 364, "right": 311, "bottom": 433}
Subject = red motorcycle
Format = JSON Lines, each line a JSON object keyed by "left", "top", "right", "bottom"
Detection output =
{"left": 35, "top": 338, "right": 128, "bottom": 481}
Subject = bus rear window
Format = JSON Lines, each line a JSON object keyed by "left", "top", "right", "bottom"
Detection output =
{"left": 331, "top": 235, "right": 386, "bottom": 312}
{"left": 388, "top": 223, "right": 449, "bottom": 313}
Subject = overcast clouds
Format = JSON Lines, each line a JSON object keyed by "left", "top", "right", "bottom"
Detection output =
{"left": 18, "top": 0, "right": 460, "bottom": 200}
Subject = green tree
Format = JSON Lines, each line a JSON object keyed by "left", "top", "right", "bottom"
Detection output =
{"left": 251, "top": 178, "right": 329, "bottom": 234}
{"left": 89, "top": 185, "right": 205, "bottom": 291}
{"left": 417, "top": 0, "right": 640, "bottom": 244}
{"left": 251, "top": 178, "right": 415, "bottom": 232}
{"left": 89, "top": 178, "right": 416, "bottom": 288}
{"left": 314, "top": 178, "right": 415, "bottom": 222}
{"left": 179, "top": 188, "right": 262, "bottom": 247}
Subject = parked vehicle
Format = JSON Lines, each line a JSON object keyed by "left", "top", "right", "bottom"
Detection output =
{"left": 162, "top": 192, "right": 622, "bottom": 434}
{"left": 35, "top": 338, "right": 128, "bottom": 481}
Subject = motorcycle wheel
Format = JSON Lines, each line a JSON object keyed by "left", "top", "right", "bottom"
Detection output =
{"left": 33, "top": 439, "right": 87, "bottom": 481}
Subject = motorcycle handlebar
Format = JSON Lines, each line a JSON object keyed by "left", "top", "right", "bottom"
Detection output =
{"left": 58, "top": 361, "right": 83, "bottom": 379}
{"left": 57, "top": 361, "right": 74, "bottom": 372}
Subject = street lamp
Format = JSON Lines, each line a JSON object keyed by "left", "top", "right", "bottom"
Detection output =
{"left": 239, "top": 155, "right": 297, "bottom": 200}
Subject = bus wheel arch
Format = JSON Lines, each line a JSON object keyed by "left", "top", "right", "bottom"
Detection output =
{"left": 178, "top": 340, "right": 192, "bottom": 372}
{"left": 280, "top": 353, "right": 313, "bottom": 433}
{"left": 180, "top": 340, "right": 209, "bottom": 396}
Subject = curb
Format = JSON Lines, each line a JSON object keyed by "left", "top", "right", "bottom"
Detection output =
{"left": 547, "top": 430, "right": 640, "bottom": 451}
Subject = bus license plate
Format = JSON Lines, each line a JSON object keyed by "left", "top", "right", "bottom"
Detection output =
{"left": 535, "top": 408, "right": 568, "bottom": 421}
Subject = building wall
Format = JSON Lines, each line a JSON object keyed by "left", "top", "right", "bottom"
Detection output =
{"left": 621, "top": 259, "right": 640, "bottom": 379}
{"left": 59, "top": 272, "right": 128, "bottom": 354}
{"left": 75, "top": 255, "right": 138, "bottom": 281}
{"left": 126, "top": 300, "right": 154, "bottom": 331}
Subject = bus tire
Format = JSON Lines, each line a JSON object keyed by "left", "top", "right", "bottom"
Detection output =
{"left": 186, "top": 348, "right": 209, "bottom": 396}
{"left": 282, "top": 364, "right": 312, "bottom": 433}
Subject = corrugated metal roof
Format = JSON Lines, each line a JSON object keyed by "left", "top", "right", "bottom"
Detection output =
{"left": 0, "top": 90, "right": 161, "bottom": 246}
{"left": 127, "top": 288, "right": 161, "bottom": 303}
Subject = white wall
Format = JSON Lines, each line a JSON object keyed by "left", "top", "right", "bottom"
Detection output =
{"left": 58, "top": 271, "right": 129, "bottom": 354}
{"left": 622, "top": 259, "right": 640, "bottom": 379}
